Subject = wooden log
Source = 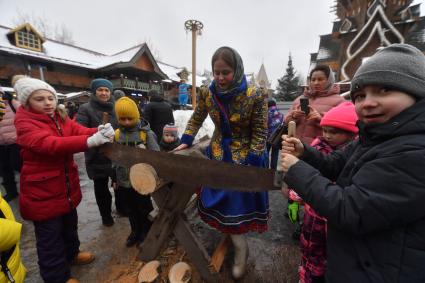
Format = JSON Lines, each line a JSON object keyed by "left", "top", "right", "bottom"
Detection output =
{"left": 168, "top": 262, "right": 192, "bottom": 283}
{"left": 209, "top": 235, "right": 231, "bottom": 273}
{"left": 173, "top": 214, "right": 220, "bottom": 282}
{"left": 138, "top": 260, "right": 161, "bottom": 283}
{"left": 139, "top": 183, "right": 195, "bottom": 261}
{"left": 129, "top": 163, "right": 165, "bottom": 195}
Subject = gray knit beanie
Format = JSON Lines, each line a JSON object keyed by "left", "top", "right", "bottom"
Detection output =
{"left": 113, "top": 89, "right": 125, "bottom": 100}
{"left": 350, "top": 43, "right": 425, "bottom": 100}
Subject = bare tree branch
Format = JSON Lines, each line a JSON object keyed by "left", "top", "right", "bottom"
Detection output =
{"left": 13, "top": 10, "right": 75, "bottom": 44}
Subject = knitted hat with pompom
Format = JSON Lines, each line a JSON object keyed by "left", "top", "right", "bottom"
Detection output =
{"left": 14, "top": 77, "right": 57, "bottom": 106}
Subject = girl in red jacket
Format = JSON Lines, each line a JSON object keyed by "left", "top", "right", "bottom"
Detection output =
{"left": 14, "top": 77, "right": 115, "bottom": 283}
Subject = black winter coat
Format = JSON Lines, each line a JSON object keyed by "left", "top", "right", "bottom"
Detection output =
{"left": 144, "top": 95, "right": 174, "bottom": 139}
{"left": 76, "top": 95, "right": 117, "bottom": 179}
{"left": 284, "top": 99, "right": 425, "bottom": 283}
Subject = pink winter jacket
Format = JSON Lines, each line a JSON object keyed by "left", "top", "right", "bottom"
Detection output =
{"left": 0, "top": 99, "right": 20, "bottom": 145}
{"left": 285, "top": 85, "right": 344, "bottom": 145}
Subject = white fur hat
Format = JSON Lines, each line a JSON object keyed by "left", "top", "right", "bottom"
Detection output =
{"left": 14, "top": 77, "right": 57, "bottom": 105}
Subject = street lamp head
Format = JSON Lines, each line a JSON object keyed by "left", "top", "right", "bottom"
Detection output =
{"left": 184, "top": 19, "right": 204, "bottom": 32}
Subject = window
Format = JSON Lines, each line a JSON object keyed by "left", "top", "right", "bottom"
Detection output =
{"left": 16, "top": 30, "right": 42, "bottom": 51}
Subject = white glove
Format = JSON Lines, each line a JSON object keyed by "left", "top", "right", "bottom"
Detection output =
{"left": 97, "top": 124, "right": 105, "bottom": 131}
{"left": 87, "top": 132, "right": 110, "bottom": 148}
{"left": 100, "top": 123, "right": 115, "bottom": 140}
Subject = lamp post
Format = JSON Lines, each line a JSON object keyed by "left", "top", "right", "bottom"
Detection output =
{"left": 184, "top": 19, "right": 203, "bottom": 109}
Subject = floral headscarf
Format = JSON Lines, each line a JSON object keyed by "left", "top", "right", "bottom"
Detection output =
{"left": 209, "top": 46, "right": 247, "bottom": 99}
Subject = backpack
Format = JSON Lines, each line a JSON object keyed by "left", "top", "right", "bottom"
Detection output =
{"left": 114, "top": 128, "right": 147, "bottom": 145}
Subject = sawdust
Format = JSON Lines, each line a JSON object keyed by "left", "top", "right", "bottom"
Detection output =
{"left": 96, "top": 240, "right": 204, "bottom": 283}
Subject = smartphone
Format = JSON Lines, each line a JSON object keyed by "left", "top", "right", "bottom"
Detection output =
{"left": 300, "top": 98, "right": 310, "bottom": 115}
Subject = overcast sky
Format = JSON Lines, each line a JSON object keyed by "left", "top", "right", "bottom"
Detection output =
{"left": 1, "top": 0, "right": 424, "bottom": 88}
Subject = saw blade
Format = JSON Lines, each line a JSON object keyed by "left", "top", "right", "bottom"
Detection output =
{"left": 100, "top": 143, "right": 280, "bottom": 192}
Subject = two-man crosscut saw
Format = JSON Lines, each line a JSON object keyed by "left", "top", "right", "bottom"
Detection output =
{"left": 100, "top": 143, "right": 283, "bottom": 192}
{"left": 100, "top": 121, "right": 296, "bottom": 193}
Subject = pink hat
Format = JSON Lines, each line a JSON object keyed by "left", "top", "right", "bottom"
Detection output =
{"left": 320, "top": 102, "right": 358, "bottom": 134}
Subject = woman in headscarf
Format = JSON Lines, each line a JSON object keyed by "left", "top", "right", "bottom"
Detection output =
{"left": 284, "top": 65, "right": 345, "bottom": 242}
{"left": 174, "top": 46, "right": 269, "bottom": 279}
{"left": 285, "top": 65, "right": 345, "bottom": 145}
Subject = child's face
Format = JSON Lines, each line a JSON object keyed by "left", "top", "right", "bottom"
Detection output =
{"left": 353, "top": 86, "right": 415, "bottom": 125}
{"left": 28, "top": 90, "right": 57, "bottom": 115}
{"left": 310, "top": 70, "right": 328, "bottom": 92}
{"left": 118, "top": 116, "right": 136, "bottom": 128}
{"left": 213, "top": 58, "right": 234, "bottom": 91}
{"left": 162, "top": 133, "right": 176, "bottom": 143}
{"left": 322, "top": 126, "right": 353, "bottom": 147}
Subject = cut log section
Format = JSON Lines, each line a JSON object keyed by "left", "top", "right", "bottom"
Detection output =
{"left": 168, "top": 261, "right": 192, "bottom": 283}
{"left": 129, "top": 163, "right": 166, "bottom": 195}
{"left": 209, "top": 235, "right": 231, "bottom": 273}
{"left": 138, "top": 260, "right": 161, "bottom": 283}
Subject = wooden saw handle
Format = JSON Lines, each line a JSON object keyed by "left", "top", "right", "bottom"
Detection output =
{"left": 287, "top": 121, "right": 296, "bottom": 138}
{"left": 102, "top": 112, "right": 109, "bottom": 124}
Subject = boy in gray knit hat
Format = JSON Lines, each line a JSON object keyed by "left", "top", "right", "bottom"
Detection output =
{"left": 280, "top": 43, "right": 425, "bottom": 282}
{"left": 350, "top": 43, "right": 425, "bottom": 101}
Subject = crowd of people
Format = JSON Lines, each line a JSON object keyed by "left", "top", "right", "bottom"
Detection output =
{"left": 0, "top": 43, "right": 425, "bottom": 283}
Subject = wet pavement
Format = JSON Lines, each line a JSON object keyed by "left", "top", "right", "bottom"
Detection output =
{"left": 5, "top": 152, "right": 301, "bottom": 283}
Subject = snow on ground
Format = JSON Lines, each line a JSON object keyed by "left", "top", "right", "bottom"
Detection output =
{"left": 173, "top": 110, "right": 215, "bottom": 142}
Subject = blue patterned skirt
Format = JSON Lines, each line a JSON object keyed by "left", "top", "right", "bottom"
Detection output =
{"left": 198, "top": 149, "right": 269, "bottom": 234}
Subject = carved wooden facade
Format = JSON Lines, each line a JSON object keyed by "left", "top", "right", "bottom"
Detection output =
{"left": 310, "top": 0, "right": 425, "bottom": 81}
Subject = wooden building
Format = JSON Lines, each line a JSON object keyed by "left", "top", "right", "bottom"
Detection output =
{"left": 0, "top": 23, "right": 206, "bottom": 103}
{"left": 310, "top": 0, "right": 425, "bottom": 81}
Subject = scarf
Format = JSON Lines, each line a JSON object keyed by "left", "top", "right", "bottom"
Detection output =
{"left": 305, "top": 67, "right": 339, "bottom": 98}
{"left": 208, "top": 47, "right": 247, "bottom": 162}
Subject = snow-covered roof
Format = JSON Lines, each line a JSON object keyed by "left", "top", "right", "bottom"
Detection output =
{"left": 156, "top": 61, "right": 207, "bottom": 86}
{"left": 317, "top": 47, "right": 332, "bottom": 60}
{"left": 0, "top": 24, "right": 211, "bottom": 86}
{"left": 62, "top": 91, "right": 90, "bottom": 99}
{"left": 0, "top": 24, "right": 153, "bottom": 70}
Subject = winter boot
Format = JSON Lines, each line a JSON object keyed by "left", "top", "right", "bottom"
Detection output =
{"left": 102, "top": 215, "right": 114, "bottom": 227}
{"left": 66, "top": 279, "right": 80, "bottom": 283}
{"left": 230, "top": 234, "right": 248, "bottom": 280}
{"left": 126, "top": 232, "right": 139, "bottom": 247}
{"left": 72, "top": 251, "right": 95, "bottom": 265}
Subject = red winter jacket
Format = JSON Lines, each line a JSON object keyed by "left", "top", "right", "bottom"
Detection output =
{"left": 14, "top": 106, "right": 97, "bottom": 221}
